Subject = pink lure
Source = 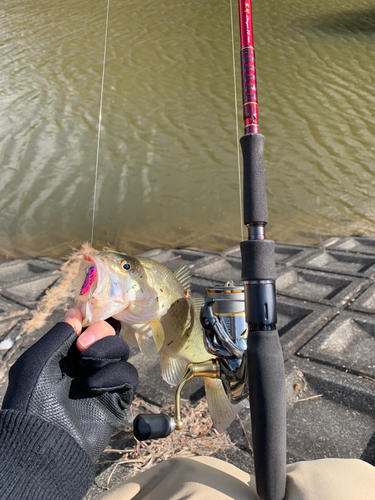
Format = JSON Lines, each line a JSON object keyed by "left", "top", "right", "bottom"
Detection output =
{"left": 80, "top": 266, "right": 96, "bottom": 295}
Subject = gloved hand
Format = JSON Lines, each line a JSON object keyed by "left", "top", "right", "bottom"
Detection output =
{"left": 2, "top": 310, "right": 138, "bottom": 463}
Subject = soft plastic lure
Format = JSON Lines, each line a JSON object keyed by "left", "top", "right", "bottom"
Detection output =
{"left": 80, "top": 266, "right": 96, "bottom": 295}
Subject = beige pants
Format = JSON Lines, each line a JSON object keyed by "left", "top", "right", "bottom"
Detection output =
{"left": 95, "top": 456, "right": 375, "bottom": 500}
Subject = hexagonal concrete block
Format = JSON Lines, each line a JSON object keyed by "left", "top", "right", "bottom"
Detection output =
{"left": 0, "top": 297, "right": 28, "bottom": 322}
{"left": 348, "top": 283, "right": 375, "bottom": 314}
{"left": 0, "top": 259, "right": 60, "bottom": 288}
{"left": 273, "top": 243, "right": 317, "bottom": 266}
{"left": 192, "top": 256, "right": 242, "bottom": 283}
{"left": 276, "top": 297, "right": 337, "bottom": 360}
{"left": 276, "top": 267, "right": 369, "bottom": 309}
{"left": 139, "top": 248, "right": 220, "bottom": 274}
{"left": 285, "top": 357, "right": 375, "bottom": 463}
{"left": 296, "top": 250, "right": 375, "bottom": 278}
{"left": 298, "top": 311, "right": 375, "bottom": 378}
{"left": 1, "top": 273, "right": 61, "bottom": 309}
{"left": 329, "top": 236, "right": 375, "bottom": 255}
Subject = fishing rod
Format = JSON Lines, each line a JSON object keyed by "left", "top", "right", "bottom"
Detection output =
{"left": 133, "top": 2, "right": 286, "bottom": 499}
{"left": 238, "top": 1, "right": 286, "bottom": 499}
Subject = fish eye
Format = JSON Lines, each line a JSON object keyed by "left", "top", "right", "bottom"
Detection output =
{"left": 121, "top": 259, "right": 131, "bottom": 271}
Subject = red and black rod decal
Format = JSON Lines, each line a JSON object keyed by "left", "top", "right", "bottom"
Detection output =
{"left": 238, "top": 0, "right": 259, "bottom": 135}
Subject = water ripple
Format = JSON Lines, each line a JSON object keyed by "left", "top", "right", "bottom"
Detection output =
{"left": 1, "top": 0, "right": 375, "bottom": 259}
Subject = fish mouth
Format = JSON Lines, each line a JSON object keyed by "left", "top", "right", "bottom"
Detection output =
{"left": 75, "top": 254, "right": 129, "bottom": 327}
{"left": 74, "top": 254, "right": 107, "bottom": 308}
{"left": 80, "top": 256, "right": 98, "bottom": 295}
{"left": 75, "top": 255, "right": 100, "bottom": 298}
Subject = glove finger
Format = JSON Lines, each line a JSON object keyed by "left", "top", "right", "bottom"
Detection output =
{"left": 79, "top": 335, "right": 130, "bottom": 369}
{"left": 81, "top": 360, "right": 138, "bottom": 394}
{"left": 105, "top": 317, "right": 122, "bottom": 335}
{"left": 2, "top": 322, "right": 77, "bottom": 411}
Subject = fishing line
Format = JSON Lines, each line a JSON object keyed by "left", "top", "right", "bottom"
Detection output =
{"left": 229, "top": 0, "right": 244, "bottom": 242}
{"left": 91, "top": 0, "right": 110, "bottom": 247}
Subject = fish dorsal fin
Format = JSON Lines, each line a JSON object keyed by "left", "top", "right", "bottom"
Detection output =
{"left": 174, "top": 265, "right": 191, "bottom": 291}
{"left": 160, "top": 353, "right": 188, "bottom": 386}
{"left": 135, "top": 328, "right": 159, "bottom": 360}
{"left": 190, "top": 297, "right": 205, "bottom": 311}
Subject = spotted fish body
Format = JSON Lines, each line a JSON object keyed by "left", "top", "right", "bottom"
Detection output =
{"left": 73, "top": 251, "right": 247, "bottom": 432}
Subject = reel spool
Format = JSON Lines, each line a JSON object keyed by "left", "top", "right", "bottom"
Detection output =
{"left": 133, "top": 280, "right": 248, "bottom": 441}
{"left": 201, "top": 281, "right": 248, "bottom": 404}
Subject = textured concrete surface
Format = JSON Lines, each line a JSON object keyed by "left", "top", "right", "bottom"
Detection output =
{"left": 0, "top": 238, "right": 374, "bottom": 498}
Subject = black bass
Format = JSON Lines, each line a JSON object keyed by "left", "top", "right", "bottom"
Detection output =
{"left": 73, "top": 251, "right": 247, "bottom": 432}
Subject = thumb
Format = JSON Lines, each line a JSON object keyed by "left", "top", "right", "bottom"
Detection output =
{"left": 76, "top": 321, "right": 116, "bottom": 352}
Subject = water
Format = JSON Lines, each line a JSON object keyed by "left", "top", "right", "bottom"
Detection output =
{"left": 1, "top": 0, "right": 375, "bottom": 261}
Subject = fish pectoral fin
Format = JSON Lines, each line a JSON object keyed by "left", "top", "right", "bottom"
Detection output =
{"left": 204, "top": 378, "right": 246, "bottom": 433}
{"left": 120, "top": 325, "right": 138, "bottom": 350}
{"left": 150, "top": 319, "right": 165, "bottom": 352}
{"left": 160, "top": 353, "right": 188, "bottom": 386}
{"left": 135, "top": 329, "right": 159, "bottom": 360}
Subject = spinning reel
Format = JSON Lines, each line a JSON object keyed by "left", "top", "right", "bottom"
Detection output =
{"left": 133, "top": 281, "right": 248, "bottom": 440}
{"left": 201, "top": 281, "right": 248, "bottom": 404}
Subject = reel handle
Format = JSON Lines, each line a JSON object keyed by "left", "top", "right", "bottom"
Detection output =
{"left": 133, "top": 360, "right": 219, "bottom": 441}
{"left": 133, "top": 413, "right": 175, "bottom": 441}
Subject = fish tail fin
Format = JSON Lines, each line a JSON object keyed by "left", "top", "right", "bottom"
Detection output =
{"left": 204, "top": 377, "right": 248, "bottom": 433}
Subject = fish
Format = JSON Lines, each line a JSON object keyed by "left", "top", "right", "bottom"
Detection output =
{"left": 73, "top": 251, "right": 248, "bottom": 432}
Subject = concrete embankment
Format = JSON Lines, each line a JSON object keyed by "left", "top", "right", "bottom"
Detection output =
{"left": 0, "top": 237, "right": 374, "bottom": 498}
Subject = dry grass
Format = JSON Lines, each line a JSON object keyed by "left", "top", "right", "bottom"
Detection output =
{"left": 21, "top": 243, "right": 102, "bottom": 334}
{"left": 104, "top": 397, "right": 233, "bottom": 488}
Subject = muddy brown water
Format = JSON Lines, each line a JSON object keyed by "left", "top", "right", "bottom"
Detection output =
{"left": 1, "top": 0, "right": 375, "bottom": 261}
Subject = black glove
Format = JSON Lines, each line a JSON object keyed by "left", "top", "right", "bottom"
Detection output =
{"left": 2, "top": 321, "right": 138, "bottom": 462}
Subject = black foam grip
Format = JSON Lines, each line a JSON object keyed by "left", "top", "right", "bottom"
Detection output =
{"left": 241, "top": 239, "right": 277, "bottom": 281}
{"left": 240, "top": 133, "right": 268, "bottom": 225}
{"left": 247, "top": 330, "right": 286, "bottom": 500}
{"left": 133, "top": 414, "right": 175, "bottom": 441}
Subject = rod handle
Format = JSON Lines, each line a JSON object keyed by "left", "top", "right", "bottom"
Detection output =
{"left": 248, "top": 330, "right": 286, "bottom": 500}
{"left": 240, "top": 133, "right": 268, "bottom": 226}
{"left": 133, "top": 413, "right": 175, "bottom": 441}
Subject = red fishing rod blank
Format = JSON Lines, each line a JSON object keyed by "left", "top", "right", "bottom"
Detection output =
{"left": 238, "top": 0, "right": 259, "bottom": 135}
